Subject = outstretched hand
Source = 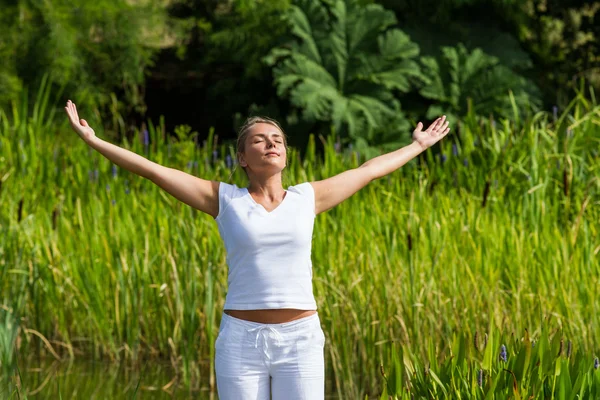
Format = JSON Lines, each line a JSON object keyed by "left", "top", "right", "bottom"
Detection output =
{"left": 413, "top": 115, "right": 450, "bottom": 150}
{"left": 64, "top": 100, "right": 96, "bottom": 143}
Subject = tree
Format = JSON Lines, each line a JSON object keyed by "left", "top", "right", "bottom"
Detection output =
{"left": 0, "top": 0, "right": 174, "bottom": 128}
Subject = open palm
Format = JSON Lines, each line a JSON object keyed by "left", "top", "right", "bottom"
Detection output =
{"left": 64, "top": 100, "right": 96, "bottom": 143}
{"left": 413, "top": 115, "right": 450, "bottom": 150}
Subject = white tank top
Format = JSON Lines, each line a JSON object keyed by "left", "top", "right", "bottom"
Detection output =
{"left": 215, "top": 181, "right": 318, "bottom": 310}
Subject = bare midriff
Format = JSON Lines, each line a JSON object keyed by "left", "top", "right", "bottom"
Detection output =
{"left": 224, "top": 309, "right": 317, "bottom": 324}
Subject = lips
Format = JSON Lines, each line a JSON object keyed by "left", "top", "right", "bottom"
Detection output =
{"left": 265, "top": 152, "right": 279, "bottom": 156}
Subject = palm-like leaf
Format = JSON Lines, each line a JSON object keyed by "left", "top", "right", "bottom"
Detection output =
{"left": 419, "top": 44, "right": 541, "bottom": 121}
{"left": 265, "top": 0, "right": 425, "bottom": 151}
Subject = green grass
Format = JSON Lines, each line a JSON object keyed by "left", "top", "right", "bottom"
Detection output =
{"left": 0, "top": 81, "right": 598, "bottom": 398}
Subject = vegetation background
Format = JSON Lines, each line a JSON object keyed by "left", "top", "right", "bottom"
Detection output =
{"left": 1, "top": 0, "right": 599, "bottom": 153}
{"left": 1, "top": 0, "right": 599, "bottom": 398}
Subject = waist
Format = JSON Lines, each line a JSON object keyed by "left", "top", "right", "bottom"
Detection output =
{"left": 224, "top": 309, "right": 317, "bottom": 324}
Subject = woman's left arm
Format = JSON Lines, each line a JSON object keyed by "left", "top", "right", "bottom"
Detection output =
{"left": 310, "top": 116, "right": 450, "bottom": 215}
{"left": 361, "top": 115, "right": 450, "bottom": 180}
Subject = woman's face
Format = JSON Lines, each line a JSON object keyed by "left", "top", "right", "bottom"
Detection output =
{"left": 240, "top": 123, "right": 287, "bottom": 175}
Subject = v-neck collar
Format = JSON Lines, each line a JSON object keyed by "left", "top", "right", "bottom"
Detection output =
{"left": 244, "top": 187, "right": 289, "bottom": 215}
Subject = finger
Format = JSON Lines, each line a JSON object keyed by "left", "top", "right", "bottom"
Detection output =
{"left": 66, "top": 101, "right": 80, "bottom": 126}
{"left": 437, "top": 121, "right": 449, "bottom": 134}
{"left": 65, "top": 103, "right": 75, "bottom": 123}
{"left": 438, "top": 128, "right": 450, "bottom": 139}
{"left": 81, "top": 119, "right": 88, "bottom": 127}
{"left": 434, "top": 115, "right": 446, "bottom": 131}
{"left": 415, "top": 121, "right": 423, "bottom": 131}
{"left": 426, "top": 118, "right": 440, "bottom": 133}
{"left": 73, "top": 102, "right": 80, "bottom": 120}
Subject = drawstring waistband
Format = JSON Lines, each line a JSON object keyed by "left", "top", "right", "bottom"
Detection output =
{"left": 247, "top": 325, "right": 284, "bottom": 362}
{"left": 221, "top": 312, "right": 319, "bottom": 363}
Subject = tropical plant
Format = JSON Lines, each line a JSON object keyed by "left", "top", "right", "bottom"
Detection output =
{"left": 265, "top": 0, "right": 426, "bottom": 157}
{"left": 419, "top": 43, "right": 542, "bottom": 122}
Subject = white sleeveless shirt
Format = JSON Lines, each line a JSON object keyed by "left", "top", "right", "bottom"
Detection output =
{"left": 214, "top": 181, "right": 318, "bottom": 310}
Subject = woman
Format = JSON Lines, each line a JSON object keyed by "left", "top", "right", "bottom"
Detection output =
{"left": 64, "top": 100, "right": 450, "bottom": 399}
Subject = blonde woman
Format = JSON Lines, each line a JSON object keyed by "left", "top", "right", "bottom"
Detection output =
{"left": 64, "top": 100, "right": 450, "bottom": 399}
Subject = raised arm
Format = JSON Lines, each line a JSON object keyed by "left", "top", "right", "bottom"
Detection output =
{"left": 311, "top": 116, "right": 450, "bottom": 215}
{"left": 64, "top": 100, "right": 219, "bottom": 218}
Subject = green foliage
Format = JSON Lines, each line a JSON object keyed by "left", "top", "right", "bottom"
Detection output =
{"left": 380, "top": 328, "right": 600, "bottom": 399}
{"left": 207, "top": 0, "right": 292, "bottom": 79}
{"left": 511, "top": 1, "right": 600, "bottom": 104}
{"left": 419, "top": 44, "right": 542, "bottom": 122}
{"left": 265, "top": 0, "right": 426, "bottom": 158}
{"left": 0, "top": 0, "right": 173, "bottom": 115}
{"left": 2, "top": 79, "right": 599, "bottom": 397}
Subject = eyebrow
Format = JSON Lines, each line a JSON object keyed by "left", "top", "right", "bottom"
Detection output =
{"left": 253, "top": 133, "right": 282, "bottom": 138}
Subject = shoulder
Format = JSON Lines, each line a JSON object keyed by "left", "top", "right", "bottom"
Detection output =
{"left": 218, "top": 182, "right": 245, "bottom": 197}
{"left": 215, "top": 182, "right": 248, "bottom": 219}
{"left": 288, "top": 182, "right": 315, "bottom": 209}
{"left": 288, "top": 182, "right": 314, "bottom": 196}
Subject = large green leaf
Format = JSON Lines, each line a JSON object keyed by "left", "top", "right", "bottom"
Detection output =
{"left": 266, "top": 0, "right": 425, "bottom": 151}
{"left": 419, "top": 43, "right": 541, "bottom": 120}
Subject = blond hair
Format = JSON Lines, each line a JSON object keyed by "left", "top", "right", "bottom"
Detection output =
{"left": 232, "top": 116, "right": 289, "bottom": 179}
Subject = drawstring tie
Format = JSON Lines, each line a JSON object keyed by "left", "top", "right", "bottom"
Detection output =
{"left": 247, "top": 325, "right": 284, "bottom": 361}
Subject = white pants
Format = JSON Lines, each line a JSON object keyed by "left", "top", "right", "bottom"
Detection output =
{"left": 215, "top": 311, "right": 325, "bottom": 399}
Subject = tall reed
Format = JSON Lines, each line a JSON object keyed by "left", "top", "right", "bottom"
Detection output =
{"left": 0, "top": 81, "right": 598, "bottom": 398}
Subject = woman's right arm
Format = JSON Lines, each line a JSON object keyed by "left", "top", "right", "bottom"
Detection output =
{"left": 65, "top": 100, "right": 220, "bottom": 218}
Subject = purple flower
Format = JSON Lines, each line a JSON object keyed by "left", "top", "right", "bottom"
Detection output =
{"left": 334, "top": 139, "right": 341, "bottom": 153}
{"left": 440, "top": 154, "right": 447, "bottom": 163}
{"left": 94, "top": 169, "right": 99, "bottom": 181}
{"left": 212, "top": 150, "right": 219, "bottom": 163}
{"left": 143, "top": 129, "right": 149, "bottom": 146}
{"left": 125, "top": 187, "right": 130, "bottom": 195}
{"left": 463, "top": 158, "right": 468, "bottom": 167}
{"left": 225, "top": 154, "right": 233, "bottom": 168}
{"left": 106, "top": 184, "right": 110, "bottom": 192}
{"left": 477, "top": 369, "right": 483, "bottom": 387}
{"left": 187, "top": 161, "right": 192, "bottom": 169}
{"left": 193, "top": 161, "right": 198, "bottom": 169}
{"left": 552, "top": 106, "right": 558, "bottom": 121}
{"left": 499, "top": 345, "right": 507, "bottom": 362}
{"left": 452, "top": 143, "right": 458, "bottom": 156}
{"left": 594, "top": 358, "right": 599, "bottom": 369}
{"left": 111, "top": 199, "right": 116, "bottom": 206}
{"left": 112, "top": 165, "right": 117, "bottom": 178}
